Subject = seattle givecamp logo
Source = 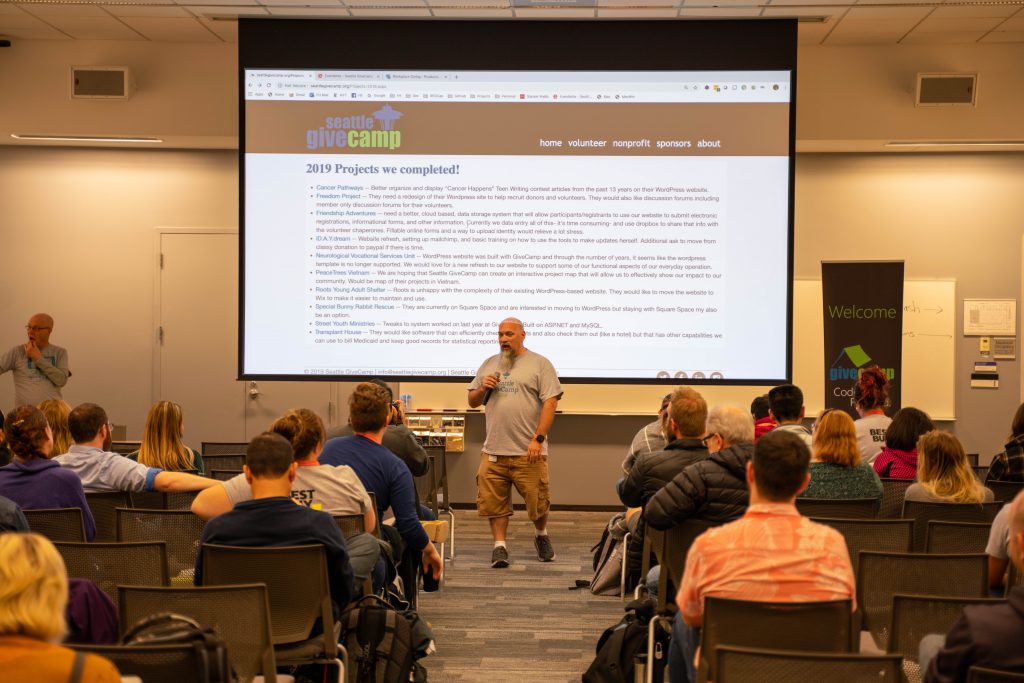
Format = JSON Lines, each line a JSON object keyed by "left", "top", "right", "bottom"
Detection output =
{"left": 829, "top": 344, "right": 895, "bottom": 381}
{"left": 306, "top": 104, "right": 403, "bottom": 151}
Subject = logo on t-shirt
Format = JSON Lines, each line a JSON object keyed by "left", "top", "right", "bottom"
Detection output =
{"left": 292, "top": 489, "right": 315, "bottom": 506}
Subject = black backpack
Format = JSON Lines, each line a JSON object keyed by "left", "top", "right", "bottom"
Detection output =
{"left": 583, "top": 599, "right": 670, "bottom": 683}
{"left": 342, "top": 595, "right": 416, "bottom": 683}
{"left": 121, "top": 612, "right": 236, "bottom": 683}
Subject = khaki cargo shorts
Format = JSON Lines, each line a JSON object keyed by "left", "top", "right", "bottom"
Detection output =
{"left": 476, "top": 452, "right": 551, "bottom": 521}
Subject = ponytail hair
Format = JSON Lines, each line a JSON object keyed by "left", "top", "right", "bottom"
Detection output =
{"left": 854, "top": 366, "right": 889, "bottom": 413}
{"left": 270, "top": 408, "right": 325, "bottom": 460}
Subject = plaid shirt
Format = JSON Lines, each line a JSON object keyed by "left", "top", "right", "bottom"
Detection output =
{"left": 986, "top": 436, "right": 1024, "bottom": 484}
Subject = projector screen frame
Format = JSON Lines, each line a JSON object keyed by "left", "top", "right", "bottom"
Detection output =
{"left": 238, "top": 18, "right": 798, "bottom": 386}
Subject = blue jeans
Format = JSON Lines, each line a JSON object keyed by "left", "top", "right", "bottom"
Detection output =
{"left": 668, "top": 611, "right": 699, "bottom": 683}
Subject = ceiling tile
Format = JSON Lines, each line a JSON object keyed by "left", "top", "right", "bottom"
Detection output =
{"left": 344, "top": 0, "right": 426, "bottom": 5}
{"left": 997, "top": 15, "right": 1024, "bottom": 30}
{"left": 930, "top": 5, "right": 1020, "bottom": 19}
{"left": 0, "top": 24, "right": 71, "bottom": 39}
{"left": 901, "top": 29, "right": 986, "bottom": 43}
{"left": 195, "top": 16, "right": 239, "bottom": 40}
{"left": 264, "top": 6, "right": 351, "bottom": 14}
{"left": 597, "top": 8, "right": 680, "bottom": 16}
{"left": 678, "top": 7, "right": 761, "bottom": 16}
{"left": 20, "top": 4, "right": 111, "bottom": 17}
{"left": 38, "top": 16, "right": 146, "bottom": 40}
{"left": 425, "top": 0, "right": 507, "bottom": 6}
{"left": 979, "top": 29, "right": 1024, "bottom": 42}
{"left": 598, "top": 0, "right": 677, "bottom": 7}
{"left": 843, "top": 6, "right": 932, "bottom": 19}
{"left": 103, "top": 5, "right": 194, "bottom": 17}
{"left": 913, "top": 17, "right": 1003, "bottom": 32}
{"left": 824, "top": 18, "right": 922, "bottom": 44}
{"left": 796, "top": 20, "right": 835, "bottom": 44}
{"left": 188, "top": 6, "right": 271, "bottom": 16}
{"left": 430, "top": 7, "right": 513, "bottom": 15}
{"left": 762, "top": 6, "right": 838, "bottom": 18}
{"left": 347, "top": 6, "right": 433, "bottom": 14}
{"left": 0, "top": 6, "right": 58, "bottom": 27}
{"left": 118, "top": 16, "right": 221, "bottom": 40}
{"left": 513, "top": 7, "right": 596, "bottom": 16}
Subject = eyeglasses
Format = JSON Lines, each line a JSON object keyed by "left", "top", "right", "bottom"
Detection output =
{"left": 25, "top": 325, "right": 51, "bottom": 332}
{"left": 701, "top": 433, "right": 720, "bottom": 446}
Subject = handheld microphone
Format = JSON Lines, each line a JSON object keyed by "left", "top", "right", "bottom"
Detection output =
{"left": 482, "top": 372, "right": 500, "bottom": 405}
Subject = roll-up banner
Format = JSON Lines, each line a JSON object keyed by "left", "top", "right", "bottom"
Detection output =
{"left": 822, "top": 261, "right": 904, "bottom": 417}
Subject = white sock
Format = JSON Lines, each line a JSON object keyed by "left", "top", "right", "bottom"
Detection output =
{"left": 535, "top": 529, "right": 548, "bottom": 537}
{"left": 494, "top": 540, "right": 507, "bottom": 548}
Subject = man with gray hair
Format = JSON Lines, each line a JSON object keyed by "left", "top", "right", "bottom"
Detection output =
{"left": 923, "top": 489, "right": 1024, "bottom": 680}
{"left": 468, "top": 316, "right": 563, "bottom": 568}
{"left": 644, "top": 404, "right": 757, "bottom": 531}
{"left": 0, "top": 313, "right": 70, "bottom": 406}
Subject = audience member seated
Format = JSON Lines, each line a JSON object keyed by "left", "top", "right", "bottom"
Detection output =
{"left": 768, "top": 384, "right": 812, "bottom": 448}
{"left": 986, "top": 401, "right": 1024, "bottom": 485}
{"left": 751, "top": 394, "right": 776, "bottom": 442}
{"left": 57, "top": 402, "right": 217, "bottom": 496}
{"left": 0, "top": 405, "right": 96, "bottom": 540}
{"left": 905, "top": 431, "right": 994, "bottom": 504}
{"left": 802, "top": 409, "right": 883, "bottom": 502}
{"left": 922, "top": 491, "right": 1024, "bottom": 681}
{"left": 38, "top": 399, "right": 72, "bottom": 457}
{"left": 0, "top": 493, "right": 28, "bottom": 532}
{"left": 0, "top": 408, "right": 10, "bottom": 467}
{"left": 853, "top": 366, "right": 892, "bottom": 464}
{"left": 872, "top": 407, "right": 935, "bottom": 480}
{"left": 65, "top": 579, "right": 118, "bottom": 645}
{"left": 622, "top": 393, "right": 672, "bottom": 475}
{"left": 0, "top": 533, "right": 120, "bottom": 681}
{"left": 987, "top": 503, "right": 1012, "bottom": 593}
{"left": 128, "top": 401, "right": 205, "bottom": 474}
{"left": 620, "top": 387, "right": 709, "bottom": 509}
{"left": 320, "top": 383, "right": 443, "bottom": 600}
{"left": 192, "top": 408, "right": 381, "bottom": 581}
{"left": 669, "top": 430, "right": 855, "bottom": 683}
{"left": 326, "top": 379, "right": 428, "bottom": 479}
{"left": 644, "top": 404, "right": 756, "bottom": 532}
{"left": 195, "top": 432, "right": 356, "bottom": 609}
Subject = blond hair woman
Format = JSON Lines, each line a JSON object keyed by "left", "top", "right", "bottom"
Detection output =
{"left": 130, "top": 401, "right": 205, "bottom": 474}
{"left": 801, "top": 409, "right": 883, "bottom": 501}
{"left": 38, "top": 399, "right": 72, "bottom": 456}
{"left": 0, "top": 533, "right": 119, "bottom": 681}
{"left": 906, "top": 431, "right": 994, "bottom": 504}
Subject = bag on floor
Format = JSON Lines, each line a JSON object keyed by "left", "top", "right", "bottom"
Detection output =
{"left": 121, "top": 612, "right": 236, "bottom": 683}
{"left": 342, "top": 595, "right": 415, "bottom": 683}
{"left": 590, "top": 512, "right": 638, "bottom": 596}
{"left": 583, "top": 598, "right": 669, "bottom": 683}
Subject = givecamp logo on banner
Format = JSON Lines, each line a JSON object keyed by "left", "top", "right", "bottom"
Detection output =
{"left": 306, "top": 105, "right": 404, "bottom": 151}
{"left": 821, "top": 261, "right": 904, "bottom": 416}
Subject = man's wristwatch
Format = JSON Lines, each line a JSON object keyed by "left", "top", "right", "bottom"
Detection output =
{"left": 533, "top": 434, "right": 546, "bottom": 444}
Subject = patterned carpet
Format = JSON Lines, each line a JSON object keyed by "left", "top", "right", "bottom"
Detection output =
{"left": 416, "top": 510, "right": 626, "bottom": 683}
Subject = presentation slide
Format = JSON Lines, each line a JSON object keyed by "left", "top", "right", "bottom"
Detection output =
{"left": 243, "top": 69, "right": 793, "bottom": 382}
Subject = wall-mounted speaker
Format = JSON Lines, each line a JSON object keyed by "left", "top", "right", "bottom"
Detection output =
{"left": 916, "top": 73, "right": 976, "bottom": 107}
{"left": 71, "top": 66, "right": 134, "bottom": 99}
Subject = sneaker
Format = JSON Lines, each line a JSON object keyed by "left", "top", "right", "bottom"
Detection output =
{"left": 491, "top": 545, "right": 509, "bottom": 568}
{"left": 534, "top": 535, "right": 555, "bottom": 562}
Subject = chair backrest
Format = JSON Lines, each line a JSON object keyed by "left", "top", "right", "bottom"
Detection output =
{"left": 70, "top": 643, "right": 206, "bottom": 683}
{"left": 110, "top": 441, "right": 142, "bottom": 456}
{"left": 23, "top": 507, "right": 86, "bottom": 542}
{"left": 902, "top": 501, "right": 1002, "bottom": 551}
{"left": 973, "top": 466, "right": 990, "bottom": 482}
{"left": 201, "top": 543, "right": 337, "bottom": 658}
{"left": 987, "top": 480, "right": 1024, "bottom": 504}
{"left": 716, "top": 645, "right": 902, "bottom": 683}
{"left": 413, "top": 454, "right": 439, "bottom": 517}
{"left": 880, "top": 478, "right": 914, "bottom": 518}
{"left": 968, "top": 666, "right": 1024, "bottom": 682}
{"left": 856, "top": 551, "right": 988, "bottom": 650}
{"left": 1007, "top": 563, "right": 1024, "bottom": 596}
{"left": 795, "top": 497, "right": 878, "bottom": 519}
{"left": 117, "top": 509, "right": 206, "bottom": 581}
{"left": 201, "top": 442, "right": 248, "bottom": 456}
{"left": 699, "top": 597, "right": 854, "bottom": 682}
{"left": 119, "top": 584, "right": 277, "bottom": 683}
{"left": 810, "top": 518, "right": 913, "bottom": 574}
{"left": 333, "top": 514, "right": 365, "bottom": 540}
{"left": 55, "top": 541, "right": 169, "bottom": 609}
{"left": 887, "top": 594, "right": 1007, "bottom": 671}
{"left": 202, "top": 454, "right": 246, "bottom": 472}
{"left": 211, "top": 469, "right": 243, "bottom": 482}
{"left": 423, "top": 445, "right": 449, "bottom": 510}
{"left": 926, "top": 521, "right": 993, "bottom": 554}
{"left": 648, "top": 519, "right": 717, "bottom": 611}
{"left": 84, "top": 491, "right": 132, "bottom": 541}
{"left": 129, "top": 490, "right": 199, "bottom": 511}
{"left": 967, "top": 453, "right": 980, "bottom": 467}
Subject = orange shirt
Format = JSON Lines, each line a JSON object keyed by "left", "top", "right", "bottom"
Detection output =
{"left": 676, "top": 503, "right": 856, "bottom": 623}
{"left": 0, "top": 635, "right": 120, "bottom": 682}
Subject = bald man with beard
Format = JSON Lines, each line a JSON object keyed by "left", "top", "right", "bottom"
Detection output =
{"left": 468, "top": 317, "right": 563, "bottom": 568}
{"left": 0, "top": 314, "right": 70, "bottom": 407}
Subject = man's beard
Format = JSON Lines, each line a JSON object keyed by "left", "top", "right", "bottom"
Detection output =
{"left": 499, "top": 348, "right": 515, "bottom": 372}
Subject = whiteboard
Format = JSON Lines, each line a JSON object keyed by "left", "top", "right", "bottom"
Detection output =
{"left": 401, "top": 279, "right": 955, "bottom": 419}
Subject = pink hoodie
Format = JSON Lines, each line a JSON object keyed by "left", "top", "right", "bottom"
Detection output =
{"left": 873, "top": 447, "right": 917, "bottom": 480}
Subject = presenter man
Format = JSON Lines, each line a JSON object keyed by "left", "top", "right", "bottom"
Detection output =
{"left": 0, "top": 314, "right": 70, "bottom": 407}
{"left": 468, "top": 317, "right": 563, "bottom": 568}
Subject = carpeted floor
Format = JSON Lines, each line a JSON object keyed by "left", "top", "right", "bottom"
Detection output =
{"left": 416, "top": 510, "right": 626, "bottom": 683}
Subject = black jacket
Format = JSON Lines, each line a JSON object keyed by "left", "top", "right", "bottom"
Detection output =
{"left": 643, "top": 442, "right": 754, "bottom": 531}
{"left": 925, "top": 586, "right": 1024, "bottom": 682}
{"left": 619, "top": 438, "right": 709, "bottom": 509}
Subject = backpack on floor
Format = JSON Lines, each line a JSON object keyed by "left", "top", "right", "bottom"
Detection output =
{"left": 121, "top": 612, "right": 236, "bottom": 683}
{"left": 590, "top": 512, "right": 638, "bottom": 596}
{"left": 583, "top": 598, "right": 670, "bottom": 683}
{"left": 342, "top": 595, "right": 416, "bottom": 683}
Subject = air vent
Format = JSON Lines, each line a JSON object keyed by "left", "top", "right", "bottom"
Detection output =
{"left": 916, "top": 73, "right": 976, "bottom": 107}
{"left": 71, "top": 67, "right": 133, "bottom": 99}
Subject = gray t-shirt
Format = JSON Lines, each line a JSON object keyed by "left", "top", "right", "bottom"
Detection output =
{"left": 623, "top": 420, "right": 666, "bottom": 474}
{"left": 855, "top": 413, "right": 892, "bottom": 464}
{"left": 0, "top": 343, "right": 70, "bottom": 406}
{"left": 775, "top": 422, "right": 814, "bottom": 450}
{"left": 56, "top": 445, "right": 161, "bottom": 493}
{"left": 221, "top": 463, "right": 371, "bottom": 515}
{"left": 904, "top": 482, "right": 995, "bottom": 504}
{"left": 986, "top": 503, "right": 1011, "bottom": 559}
{"left": 468, "top": 349, "right": 563, "bottom": 457}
